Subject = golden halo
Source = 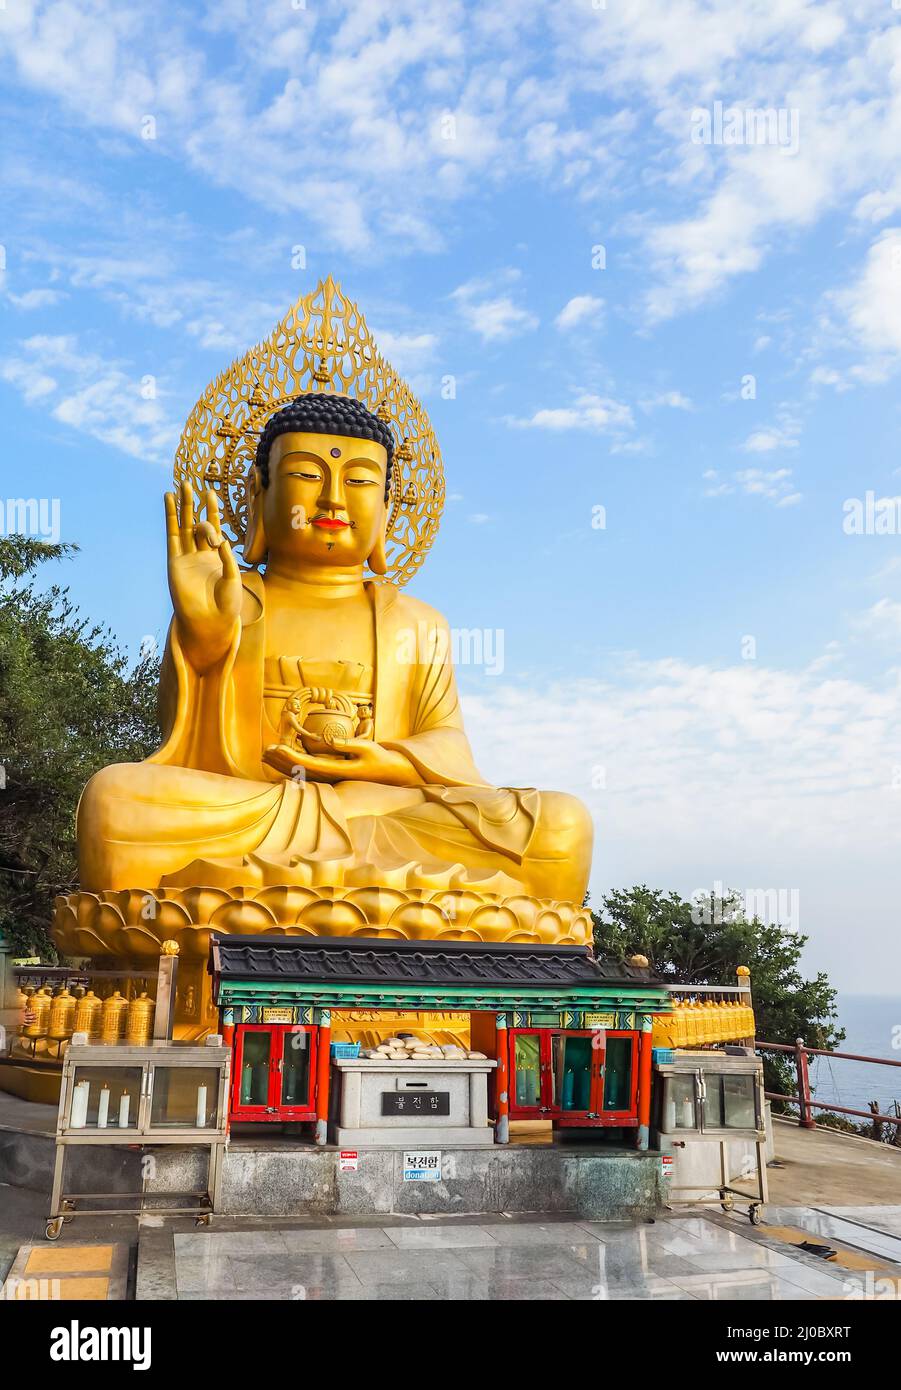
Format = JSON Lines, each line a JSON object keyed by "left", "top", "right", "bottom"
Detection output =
{"left": 172, "top": 276, "right": 444, "bottom": 587}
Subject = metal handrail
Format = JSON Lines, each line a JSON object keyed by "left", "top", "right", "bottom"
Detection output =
{"left": 766, "top": 1091, "right": 901, "bottom": 1127}
{"left": 757, "top": 1039, "right": 901, "bottom": 1067}
{"left": 757, "top": 1037, "right": 901, "bottom": 1131}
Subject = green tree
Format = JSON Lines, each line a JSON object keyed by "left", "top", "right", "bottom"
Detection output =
{"left": 592, "top": 885, "right": 844, "bottom": 1101}
{"left": 0, "top": 537, "right": 161, "bottom": 959}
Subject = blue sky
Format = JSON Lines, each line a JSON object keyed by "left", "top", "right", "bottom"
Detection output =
{"left": 2, "top": 0, "right": 901, "bottom": 994}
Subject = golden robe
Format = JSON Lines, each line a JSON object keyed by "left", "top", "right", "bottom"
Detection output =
{"left": 78, "top": 573, "right": 592, "bottom": 902}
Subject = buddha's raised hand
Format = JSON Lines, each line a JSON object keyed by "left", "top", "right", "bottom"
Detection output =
{"left": 164, "top": 484, "right": 242, "bottom": 673}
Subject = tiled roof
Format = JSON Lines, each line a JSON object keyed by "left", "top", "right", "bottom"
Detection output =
{"left": 210, "top": 934, "right": 660, "bottom": 990}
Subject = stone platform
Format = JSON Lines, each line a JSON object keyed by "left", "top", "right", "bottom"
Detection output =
{"left": 334, "top": 1057, "right": 496, "bottom": 1148}
{"left": 216, "top": 1140, "right": 663, "bottom": 1219}
{"left": 0, "top": 1094, "right": 663, "bottom": 1220}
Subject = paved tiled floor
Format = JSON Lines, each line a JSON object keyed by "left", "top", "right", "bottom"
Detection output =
{"left": 2, "top": 1242, "right": 129, "bottom": 1301}
{"left": 172, "top": 1209, "right": 897, "bottom": 1300}
{"left": 779, "top": 1205, "right": 901, "bottom": 1261}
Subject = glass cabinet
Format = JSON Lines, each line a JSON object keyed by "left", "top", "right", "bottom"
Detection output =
{"left": 230, "top": 1023, "right": 317, "bottom": 1122}
{"left": 59, "top": 1043, "right": 230, "bottom": 1138}
{"left": 48, "top": 1043, "right": 231, "bottom": 1240}
{"left": 655, "top": 1054, "right": 765, "bottom": 1138}
{"left": 68, "top": 1063, "right": 144, "bottom": 1131}
{"left": 652, "top": 1051, "right": 768, "bottom": 1224}
{"left": 508, "top": 1029, "right": 639, "bottom": 1127}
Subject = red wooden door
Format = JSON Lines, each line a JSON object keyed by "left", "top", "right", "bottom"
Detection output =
{"left": 231, "top": 1024, "right": 318, "bottom": 1121}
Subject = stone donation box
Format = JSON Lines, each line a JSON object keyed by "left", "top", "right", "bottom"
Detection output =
{"left": 334, "top": 1057, "right": 496, "bottom": 1147}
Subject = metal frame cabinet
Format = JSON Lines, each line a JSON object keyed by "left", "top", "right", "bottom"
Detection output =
{"left": 47, "top": 1042, "right": 230, "bottom": 1240}
{"left": 653, "top": 1051, "right": 768, "bottom": 1223}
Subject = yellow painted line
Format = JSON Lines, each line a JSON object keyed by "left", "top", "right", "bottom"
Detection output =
{"left": 54, "top": 1277, "right": 110, "bottom": 1301}
{"left": 7, "top": 1276, "right": 110, "bottom": 1301}
{"left": 25, "top": 1245, "right": 114, "bottom": 1275}
{"left": 764, "top": 1224, "right": 895, "bottom": 1273}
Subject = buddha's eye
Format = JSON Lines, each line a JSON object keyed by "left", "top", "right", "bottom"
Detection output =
{"left": 287, "top": 470, "right": 322, "bottom": 483}
{"left": 346, "top": 476, "right": 378, "bottom": 487}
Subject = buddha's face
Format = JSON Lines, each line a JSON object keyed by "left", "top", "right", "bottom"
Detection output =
{"left": 262, "top": 430, "right": 388, "bottom": 567}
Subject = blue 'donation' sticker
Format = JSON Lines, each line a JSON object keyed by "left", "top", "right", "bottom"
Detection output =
{"left": 402, "top": 1151, "right": 442, "bottom": 1182}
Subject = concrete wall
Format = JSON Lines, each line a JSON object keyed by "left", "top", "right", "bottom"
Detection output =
{"left": 0, "top": 1126, "right": 664, "bottom": 1221}
{"left": 178, "top": 1143, "right": 663, "bottom": 1219}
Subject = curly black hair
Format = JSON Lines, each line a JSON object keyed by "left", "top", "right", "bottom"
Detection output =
{"left": 255, "top": 393, "right": 394, "bottom": 501}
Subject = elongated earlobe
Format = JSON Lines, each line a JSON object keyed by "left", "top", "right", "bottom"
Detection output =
{"left": 243, "top": 467, "right": 268, "bottom": 565}
{"left": 367, "top": 523, "right": 388, "bottom": 575}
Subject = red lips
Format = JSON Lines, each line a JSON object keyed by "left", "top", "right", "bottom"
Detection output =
{"left": 312, "top": 517, "right": 349, "bottom": 530}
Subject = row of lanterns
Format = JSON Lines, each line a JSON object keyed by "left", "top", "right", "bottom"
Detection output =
{"left": 652, "top": 997, "right": 756, "bottom": 1049}
{"left": 19, "top": 984, "right": 156, "bottom": 1048}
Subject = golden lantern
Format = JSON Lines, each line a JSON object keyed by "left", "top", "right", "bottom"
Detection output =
{"left": 48, "top": 987, "right": 76, "bottom": 1041}
{"left": 100, "top": 991, "right": 129, "bottom": 1044}
{"left": 125, "top": 991, "right": 155, "bottom": 1047}
{"left": 19, "top": 986, "right": 36, "bottom": 1036}
{"left": 29, "top": 987, "right": 53, "bottom": 1038}
{"left": 74, "top": 989, "right": 103, "bottom": 1041}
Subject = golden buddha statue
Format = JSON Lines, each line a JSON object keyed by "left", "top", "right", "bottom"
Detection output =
{"left": 52, "top": 278, "right": 593, "bottom": 1039}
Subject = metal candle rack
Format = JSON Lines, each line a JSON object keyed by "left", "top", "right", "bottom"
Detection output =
{"left": 46, "top": 1041, "right": 230, "bottom": 1240}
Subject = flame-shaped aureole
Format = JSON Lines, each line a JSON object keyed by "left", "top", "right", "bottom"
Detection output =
{"left": 173, "top": 276, "right": 445, "bottom": 588}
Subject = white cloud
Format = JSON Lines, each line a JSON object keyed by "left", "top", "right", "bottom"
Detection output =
{"left": 736, "top": 469, "right": 802, "bottom": 505}
{"left": 462, "top": 649, "right": 901, "bottom": 874}
{"left": 370, "top": 329, "right": 439, "bottom": 373}
{"left": 808, "top": 365, "right": 852, "bottom": 392}
{"left": 451, "top": 274, "right": 538, "bottom": 343}
{"left": 0, "top": 357, "right": 57, "bottom": 404}
{"left": 544, "top": 5, "right": 896, "bottom": 324}
{"left": 0, "top": 0, "right": 897, "bottom": 331}
{"left": 6, "top": 288, "right": 65, "bottom": 310}
{"left": 640, "top": 390, "right": 694, "bottom": 412}
{"left": 741, "top": 414, "right": 802, "bottom": 452}
{"left": 461, "top": 648, "right": 901, "bottom": 983}
{"left": 834, "top": 228, "right": 901, "bottom": 359}
{"left": 0, "top": 333, "right": 179, "bottom": 462}
{"left": 507, "top": 392, "right": 634, "bottom": 434}
{"left": 555, "top": 295, "right": 604, "bottom": 331}
{"left": 855, "top": 597, "right": 901, "bottom": 645}
{"left": 703, "top": 467, "right": 802, "bottom": 506}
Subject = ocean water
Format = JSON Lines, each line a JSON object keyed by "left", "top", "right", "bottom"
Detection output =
{"left": 805, "top": 994, "right": 901, "bottom": 1119}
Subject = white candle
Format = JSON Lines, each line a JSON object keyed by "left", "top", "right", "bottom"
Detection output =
{"left": 195, "top": 1084, "right": 207, "bottom": 1129}
{"left": 118, "top": 1092, "right": 131, "bottom": 1127}
{"left": 97, "top": 1086, "right": 110, "bottom": 1128}
{"left": 70, "top": 1080, "right": 90, "bottom": 1129}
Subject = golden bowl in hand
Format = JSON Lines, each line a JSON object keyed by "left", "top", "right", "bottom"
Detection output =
{"left": 300, "top": 708, "right": 357, "bottom": 756}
